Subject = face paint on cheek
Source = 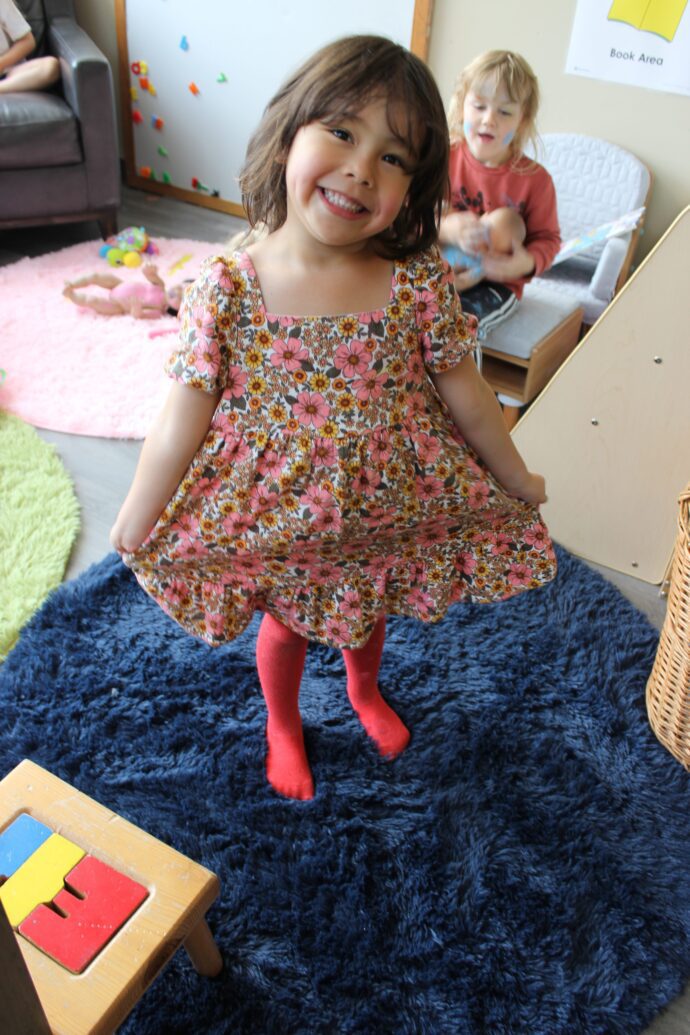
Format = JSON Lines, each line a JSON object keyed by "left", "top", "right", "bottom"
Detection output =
{"left": 503, "top": 130, "right": 515, "bottom": 147}
{"left": 463, "top": 120, "right": 473, "bottom": 137}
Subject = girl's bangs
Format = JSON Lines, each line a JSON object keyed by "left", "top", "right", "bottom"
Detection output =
{"left": 298, "top": 64, "right": 426, "bottom": 161}
{"left": 472, "top": 67, "right": 523, "bottom": 105}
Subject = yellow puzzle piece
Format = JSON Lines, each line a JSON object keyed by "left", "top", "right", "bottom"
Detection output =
{"left": 0, "top": 832, "right": 84, "bottom": 926}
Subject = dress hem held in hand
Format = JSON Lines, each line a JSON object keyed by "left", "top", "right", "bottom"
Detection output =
{"left": 123, "top": 246, "right": 556, "bottom": 650}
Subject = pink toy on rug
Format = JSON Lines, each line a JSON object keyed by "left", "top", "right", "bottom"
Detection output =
{"left": 0, "top": 237, "right": 226, "bottom": 439}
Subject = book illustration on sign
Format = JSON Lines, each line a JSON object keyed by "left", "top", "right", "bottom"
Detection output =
{"left": 607, "top": 0, "right": 687, "bottom": 42}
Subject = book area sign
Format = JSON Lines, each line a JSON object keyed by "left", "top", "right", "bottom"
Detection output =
{"left": 566, "top": 0, "right": 690, "bottom": 96}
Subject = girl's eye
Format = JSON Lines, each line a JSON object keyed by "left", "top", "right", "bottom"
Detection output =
{"left": 329, "top": 127, "right": 351, "bottom": 142}
{"left": 382, "top": 153, "right": 405, "bottom": 168}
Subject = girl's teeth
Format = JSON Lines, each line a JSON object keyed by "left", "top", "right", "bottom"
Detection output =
{"left": 323, "top": 189, "right": 363, "bottom": 213}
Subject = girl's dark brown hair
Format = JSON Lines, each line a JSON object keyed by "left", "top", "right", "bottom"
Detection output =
{"left": 239, "top": 35, "right": 449, "bottom": 259}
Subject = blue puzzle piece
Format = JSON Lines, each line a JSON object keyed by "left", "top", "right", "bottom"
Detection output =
{"left": 0, "top": 813, "right": 52, "bottom": 879}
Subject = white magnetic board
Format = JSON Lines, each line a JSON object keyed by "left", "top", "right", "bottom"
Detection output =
{"left": 115, "top": 0, "right": 432, "bottom": 217}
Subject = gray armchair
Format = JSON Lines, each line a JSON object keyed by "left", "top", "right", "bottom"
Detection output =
{"left": 0, "top": 0, "right": 119, "bottom": 237}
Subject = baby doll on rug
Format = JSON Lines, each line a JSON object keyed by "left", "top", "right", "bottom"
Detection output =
{"left": 63, "top": 264, "right": 185, "bottom": 319}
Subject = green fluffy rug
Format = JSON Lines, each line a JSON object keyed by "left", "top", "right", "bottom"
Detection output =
{"left": 0, "top": 410, "right": 79, "bottom": 660}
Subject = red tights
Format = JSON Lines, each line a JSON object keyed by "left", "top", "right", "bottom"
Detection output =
{"left": 255, "top": 613, "right": 409, "bottom": 800}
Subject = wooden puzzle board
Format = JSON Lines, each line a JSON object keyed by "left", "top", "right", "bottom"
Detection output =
{"left": 0, "top": 760, "right": 220, "bottom": 1035}
{"left": 512, "top": 206, "right": 690, "bottom": 584}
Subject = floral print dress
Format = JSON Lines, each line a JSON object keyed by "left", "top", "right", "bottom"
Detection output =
{"left": 124, "top": 247, "right": 556, "bottom": 649}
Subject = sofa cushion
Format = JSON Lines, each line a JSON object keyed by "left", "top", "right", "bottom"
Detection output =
{"left": 0, "top": 93, "right": 81, "bottom": 169}
{"left": 528, "top": 237, "right": 630, "bottom": 326}
{"left": 484, "top": 288, "right": 581, "bottom": 360}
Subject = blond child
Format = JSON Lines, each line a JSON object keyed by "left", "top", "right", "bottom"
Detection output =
{"left": 111, "top": 36, "right": 556, "bottom": 802}
{"left": 439, "top": 50, "right": 561, "bottom": 337}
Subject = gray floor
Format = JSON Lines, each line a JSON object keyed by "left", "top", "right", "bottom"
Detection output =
{"left": 2, "top": 186, "right": 687, "bottom": 1033}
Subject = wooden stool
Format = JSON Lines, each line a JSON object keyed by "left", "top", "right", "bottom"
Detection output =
{"left": 0, "top": 759, "right": 222, "bottom": 1034}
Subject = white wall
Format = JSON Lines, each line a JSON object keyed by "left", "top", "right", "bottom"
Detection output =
{"left": 73, "top": 0, "right": 121, "bottom": 144}
{"left": 74, "top": 0, "right": 118, "bottom": 92}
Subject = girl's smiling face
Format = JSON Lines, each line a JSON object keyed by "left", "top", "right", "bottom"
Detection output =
{"left": 462, "top": 82, "right": 524, "bottom": 167}
{"left": 282, "top": 96, "right": 415, "bottom": 254}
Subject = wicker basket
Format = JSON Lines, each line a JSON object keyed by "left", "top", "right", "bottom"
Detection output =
{"left": 646, "top": 483, "right": 690, "bottom": 768}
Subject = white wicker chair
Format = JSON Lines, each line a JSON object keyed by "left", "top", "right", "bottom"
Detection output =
{"left": 528, "top": 133, "right": 652, "bottom": 326}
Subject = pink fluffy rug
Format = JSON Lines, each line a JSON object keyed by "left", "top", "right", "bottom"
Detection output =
{"left": 0, "top": 237, "right": 227, "bottom": 438}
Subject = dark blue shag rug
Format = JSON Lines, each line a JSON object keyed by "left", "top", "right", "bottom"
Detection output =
{"left": 1, "top": 547, "right": 690, "bottom": 1034}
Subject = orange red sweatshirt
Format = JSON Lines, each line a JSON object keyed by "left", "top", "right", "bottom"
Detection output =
{"left": 448, "top": 141, "right": 561, "bottom": 298}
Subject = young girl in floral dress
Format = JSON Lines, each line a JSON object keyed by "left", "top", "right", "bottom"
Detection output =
{"left": 110, "top": 35, "right": 556, "bottom": 801}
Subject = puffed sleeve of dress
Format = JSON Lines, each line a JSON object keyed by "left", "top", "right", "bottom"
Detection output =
{"left": 165, "top": 256, "right": 240, "bottom": 392}
{"left": 414, "top": 246, "right": 479, "bottom": 374}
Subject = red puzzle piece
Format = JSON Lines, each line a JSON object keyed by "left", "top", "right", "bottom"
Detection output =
{"left": 18, "top": 855, "right": 148, "bottom": 973}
